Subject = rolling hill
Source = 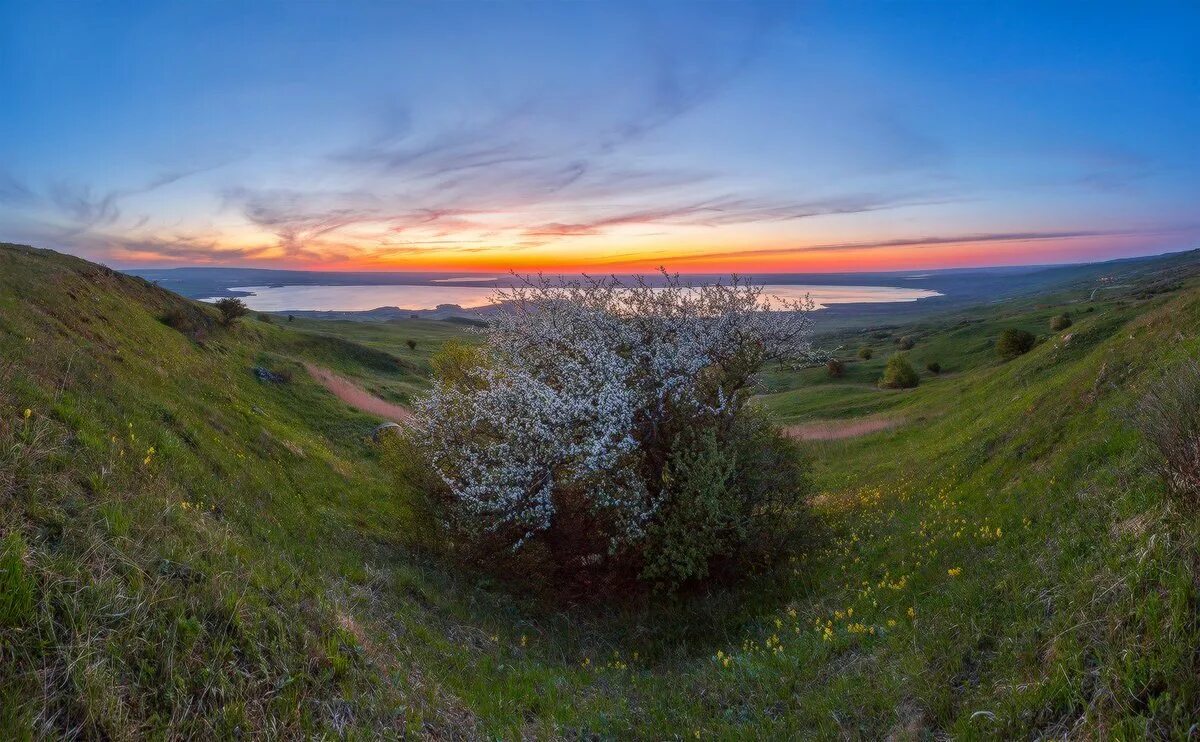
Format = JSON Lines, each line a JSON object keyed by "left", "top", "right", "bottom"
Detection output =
{"left": 1, "top": 241, "right": 1197, "bottom": 737}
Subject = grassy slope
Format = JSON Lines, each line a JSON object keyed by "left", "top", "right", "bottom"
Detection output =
{"left": 0, "top": 244, "right": 469, "bottom": 737}
{"left": 275, "top": 317, "right": 470, "bottom": 405}
{"left": 2, "top": 242, "right": 1197, "bottom": 738}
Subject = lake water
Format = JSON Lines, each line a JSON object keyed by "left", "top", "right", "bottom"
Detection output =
{"left": 208, "top": 283, "right": 941, "bottom": 312}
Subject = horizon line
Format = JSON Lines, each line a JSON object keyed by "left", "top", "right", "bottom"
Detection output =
{"left": 116, "top": 245, "right": 1199, "bottom": 277}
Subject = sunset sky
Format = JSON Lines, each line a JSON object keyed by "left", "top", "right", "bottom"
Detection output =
{"left": 1, "top": 1, "right": 1197, "bottom": 273}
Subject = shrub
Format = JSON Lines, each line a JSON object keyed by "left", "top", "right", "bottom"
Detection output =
{"left": 826, "top": 358, "right": 844, "bottom": 378}
{"left": 257, "top": 313, "right": 273, "bottom": 324}
{"left": 162, "top": 304, "right": 215, "bottom": 341}
{"left": 896, "top": 335, "right": 915, "bottom": 350}
{"left": 641, "top": 410, "right": 809, "bottom": 587}
{"left": 406, "top": 339, "right": 417, "bottom": 351}
{"left": 406, "top": 272, "right": 815, "bottom": 591}
{"left": 1135, "top": 361, "right": 1200, "bottom": 507}
{"left": 857, "top": 346, "right": 873, "bottom": 360}
{"left": 926, "top": 361, "right": 941, "bottom": 374}
{"left": 996, "top": 328, "right": 1036, "bottom": 360}
{"left": 879, "top": 354, "right": 919, "bottom": 389}
{"left": 1050, "top": 313, "right": 1072, "bottom": 331}
{"left": 215, "top": 297, "right": 250, "bottom": 327}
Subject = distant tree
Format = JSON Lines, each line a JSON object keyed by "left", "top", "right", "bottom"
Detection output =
{"left": 879, "top": 354, "right": 919, "bottom": 389}
{"left": 406, "top": 339, "right": 418, "bottom": 351}
{"left": 287, "top": 314, "right": 295, "bottom": 322}
{"left": 896, "top": 335, "right": 915, "bottom": 350}
{"left": 1050, "top": 313, "right": 1072, "bottom": 331}
{"left": 996, "top": 328, "right": 1036, "bottom": 360}
{"left": 857, "top": 346, "right": 873, "bottom": 360}
{"left": 826, "top": 358, "right": 844, "bottom": 378}
{"left": 257, "top": 313, "right": 273, "bottom": 324}
{"left": 926, "top": 361, "right": 941, "bottom": 374}
{"left": 215, "top": 298, "right": 249, "bottom": 327}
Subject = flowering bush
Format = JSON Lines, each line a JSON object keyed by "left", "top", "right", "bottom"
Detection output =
{"left": 407, "top": 272, "right": 815, "bottom": 589}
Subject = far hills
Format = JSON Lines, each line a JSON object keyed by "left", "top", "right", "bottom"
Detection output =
{"left": 130, "top": 248, "right": 1200, "bottom": 328}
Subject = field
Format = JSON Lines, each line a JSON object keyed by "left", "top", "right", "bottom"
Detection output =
{"left": 1, "top": 241, "right": 1197, "bottom": 737}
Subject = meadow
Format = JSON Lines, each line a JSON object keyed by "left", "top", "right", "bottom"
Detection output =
{"left": 1, "top": 241, "right": 1197, "bottom": 737}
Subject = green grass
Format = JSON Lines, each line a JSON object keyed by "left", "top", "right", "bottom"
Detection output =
{"left": 1, "top": 241, "right": 1197, "bottom": 737}
{"left": 266, "top": 316, "right": 474, "bottom": 405}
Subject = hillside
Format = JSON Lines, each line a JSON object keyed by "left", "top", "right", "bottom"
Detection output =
{"left": 1, "top": 242, "right": 1197, "bottom": 737}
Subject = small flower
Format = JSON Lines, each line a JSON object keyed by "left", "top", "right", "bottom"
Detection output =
{"left": 23, "top": 408, "right": 32, "bottom": 420}
{"left": 947, "top": 567, "right": 962, "bottom": 577}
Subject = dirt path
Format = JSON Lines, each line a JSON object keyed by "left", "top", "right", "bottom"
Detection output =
{"left": 784, "top": 416, "right": 901, "bottom": 441}
{"left": 304, "top": 363, "right": 413, "bottom": 423}
{"left": 304, "top": 361, "right": 897, "bottom": 439}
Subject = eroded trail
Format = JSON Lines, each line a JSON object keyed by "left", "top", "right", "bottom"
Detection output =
{"left": 784, "top": 416, "right": 901, "bottom": 441}
{"left": 304, "top": 363, "right": 413, "bottom": 423}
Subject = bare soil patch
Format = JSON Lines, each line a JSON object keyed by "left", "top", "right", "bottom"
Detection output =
{"left": 304, "top": 363, "right": 413, "bottom": 423}
{"left": 784, "top": 416, "right": 902, "bottom": 441}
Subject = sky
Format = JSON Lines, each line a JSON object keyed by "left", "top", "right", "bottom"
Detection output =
{"left": 1, "top": 1, "right": 1197, "bottom": 273}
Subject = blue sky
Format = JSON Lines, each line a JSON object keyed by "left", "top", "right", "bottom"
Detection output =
{"left": 1, "top": 0, "right": 1197, "bottom": 271}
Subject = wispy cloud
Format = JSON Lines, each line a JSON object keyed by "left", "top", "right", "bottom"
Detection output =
{"left": 0, "top": 170, "right": 35, "bottom": 205}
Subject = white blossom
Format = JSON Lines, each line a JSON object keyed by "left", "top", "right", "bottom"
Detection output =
{"left": 412, "top": 270, "right": 814, "bottom": 550}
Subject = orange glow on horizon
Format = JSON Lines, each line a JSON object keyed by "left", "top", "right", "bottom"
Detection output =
{"left": 105, "top": 227, "right": 1192, "bottom": 275}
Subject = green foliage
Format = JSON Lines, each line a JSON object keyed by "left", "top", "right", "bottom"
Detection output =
{"left": 896, "top": 335, "right": 915, "bottom": 350}
{"left": 857, "top": 346, "right": 873, "bottom": 360}
{"left": 429, "top": 338, "right": 487, "bottom": 386}
{"left": 996, "top": 328, "right": 1036, "bottom": 359}
{"left": 162, "top": 304, "right": 215, "bottom": 341}
{"left": 641, "top": 430, "right": 737, "bottom": 586}
{"left": 879, "top": 353, "right": 919, "bottom": 388}
{"left": 641, "top": 413, "right": 810, "bottom": 588}
{"left": 926, "top": 361, "right": 941, "bottom": 374}
{"left": 214, "top": 297, "right": 249, "bottom": 327}
{"left": 1050, "top": 312, "right": 1072, "bottom": 331}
